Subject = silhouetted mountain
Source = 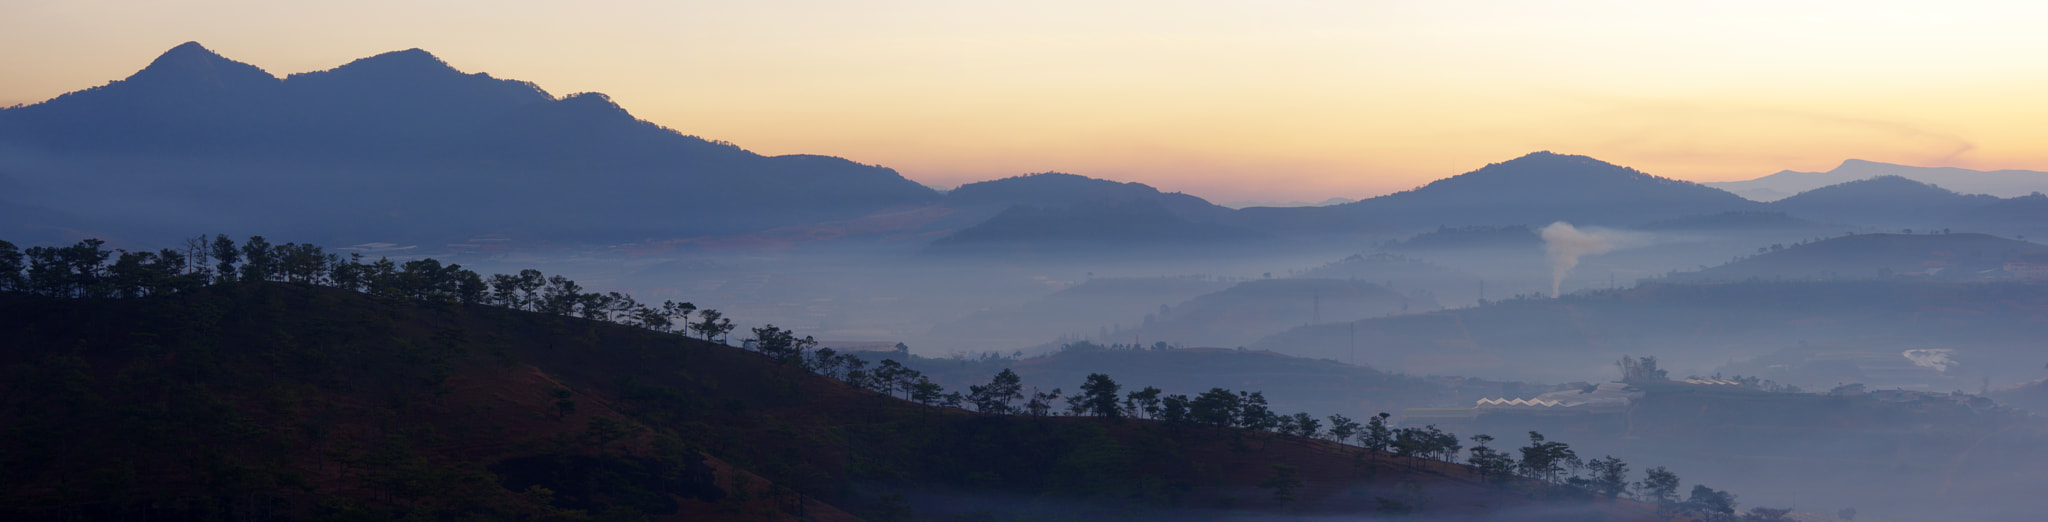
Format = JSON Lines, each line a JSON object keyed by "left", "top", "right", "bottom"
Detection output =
{"left": 924, "top": 275, "right": 1235, "bottom": 350}
{"left": 1125, "top": 278, "right": 1431, "bottom": 349}
{"left": 1636, "top": 211, "right": 1823, "bottom": 231}
{"left": 1330, "top": 152, "right": 1762, "bottom": 230}
{"left": 1251, "top": 280, "right": 2048, "bottom": 387}
{"left": 1955, "top": 192, "right": 2048, "bottom": 238}
{"left": 0, "top": 42, "right": 938, "bottom": 244}
{"left": 944, "top": 172, "right": 1231, "bottom": 220}
{"left": 924, "top": 198, "right": 1262, "bottom": 256}
{"left": 1709, "top": 158, "right": 2048, "bottom": 202}
{"left": 1769, "top": 175, "right": 1999, "bottom": 227}
{"left": 1383, "top": 225, "right": 1543, "bottom": 252}
{"left": 1666, "top": 232, "right": 2045, "bottom": 282}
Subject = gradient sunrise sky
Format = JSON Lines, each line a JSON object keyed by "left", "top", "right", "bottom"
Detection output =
{"left": 5, "top": 0, "right": 2046, "bottom": 203}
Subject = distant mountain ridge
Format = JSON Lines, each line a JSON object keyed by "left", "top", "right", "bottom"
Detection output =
{"left": 0, "top": 42, "right": 938, "bottom": 243}
{"left": 1768, "top": 175, "right": 2000, "bottom": 228}
{"left": 1668, "top": 232, "right": 2046, "bottom": 282}
{"left": 1709, "top": 159, "right": 2048, "bottom": 202}
{"left": 1330, "top": 152, "right": 1765, "bottom": 229}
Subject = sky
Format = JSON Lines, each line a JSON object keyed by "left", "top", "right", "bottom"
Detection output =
{"left": 5, "top": 0, "right": 2048, "bottom": 203}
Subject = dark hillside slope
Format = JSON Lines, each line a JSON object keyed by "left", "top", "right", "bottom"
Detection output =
{"left": 0, "top": 284, "right": 841, "bottom": 521}
{"left": 0, "top": 43, "right": 936, "bottom": 243}
{"left": 940, "top": 172, "right": 1235, "bottom": 225}
{"left": 1769, "top": 175, "right": 1999, "bottom": 227}
{"left": 923, "top": 276, "right": 1235, "bottom": 350}
{"left": 0, "top": 283, "right": 1657, "bottom": 521}
{"left": 1333, "top": 152, "right": 1760, "bottom": 230}
{"left": 1127, "top": 278, "right": 1434, "bottom": 349}
{"left": 1252, "top": 280, "right": 2048, "bottom": 385}
{"left": 1669, "top": 232, "right": 2046, "bottom": 282}
{"left": 924, "top": 198, "right": 1264, "bottom": 257}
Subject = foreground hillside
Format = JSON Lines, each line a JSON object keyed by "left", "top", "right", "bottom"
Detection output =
{"left": 0, "top": 282, "right": 1666, "bottom": 521}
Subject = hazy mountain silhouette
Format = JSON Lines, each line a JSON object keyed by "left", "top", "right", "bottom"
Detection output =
{"left": 1709, "top": 159, "right": 2048, "bottom": 202}
{"left": 923, "top": 276, "right": 1236, "bottom": 351}
{"left": 908, "top": 172, "right": 1239, "bottom": 235}
{"left": 0, "top": 42, "right": 938, "bottom": 243}
{"left": 1330, "top": 152, "right": 1763, "bottom": 230}
{"left": 1667, "top": 232, "right": 2045, "bottom": 282}
{"left": 1126, "top": 278, "right": 1431, "bottom": 349}
{"left": 1957, "top": 192, "right": 2048, "bottom": 237}
{"left": 944, "top": 172, "right": 1229, "bottom": 218}
{"left": 924, "top": 197, "right": 1262, "bottom": 256}
{"left": 1636, "top": 211, "right": 1824, "bottom": 231}
{"left": 1769, "top": 175, "right": 1998, "bottom": 228}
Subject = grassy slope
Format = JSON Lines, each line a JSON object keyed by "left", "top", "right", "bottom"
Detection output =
{"left": 0, "top": 283, "right": 1660, "bottom": 521}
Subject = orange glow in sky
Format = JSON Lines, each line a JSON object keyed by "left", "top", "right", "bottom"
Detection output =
{"left": 6, "top": 1, "right": 2048, "bottom": 203}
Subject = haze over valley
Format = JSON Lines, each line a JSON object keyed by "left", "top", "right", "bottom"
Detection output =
{"left": 7, "top": 33, "right": 2048, "bottom": 521}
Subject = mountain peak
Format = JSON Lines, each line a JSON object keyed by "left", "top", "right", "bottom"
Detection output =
{"left": 329, "top": 48, "right": 460, "bottom": 76}
{"left": 1833, "top": 158, "right": 1893, "bottom": 171}
{"left": 162, "top": 41, "right": 215, "bottom": 59}
{"left": 124, "top": 41, "right": 277, "bottom": 88}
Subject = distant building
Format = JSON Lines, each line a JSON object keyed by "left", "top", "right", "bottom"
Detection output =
{"left": 1406, "top": 382, "right": 1645, "bottom": 423}
{"left": 2004, "top": 252, "right": 2048, "bottom": 280}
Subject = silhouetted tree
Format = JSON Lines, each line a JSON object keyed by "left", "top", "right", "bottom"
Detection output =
{"left": 1189, "top": 388, "right": 1241, "bottom": 427}
{"left": 1025, "top": 387, "right": 1061, "bottom": 417}
{"left": 239, "top": 235, "right": 276, "bottom": 283}
{"left": 750, "top": 325, "right": 816, "bottom": 365}
{"left": 968, "top": 369, "right": 1024, "bottom": 414}
{"left": 1125, "top": 386, "right": 1162, "bottom": 419}
{"left": 1326, "top": 414, "right": 1360, "bottom": 444}
{"left": 808, "top": 348, "right": 842, "bottom": 378}
{"left": 489, "top": 269, "right": 546, "bottom": 311}
{"left": 1074, "top": 373, "right": 1123, "bottom": 418}
{"left": 1684, "top": 484, "right": 1737, "bottom": 518}
{"left": 1466, "top": 434, "right": 1515, "bottom": 483}
{"left": 452, "top": 270, "right": 487, "bottom": 305}
{"left": 210, "top": 234, "right": 239, "bottom": 283}
{"left": 539, "top": 275, "right": 583, "bottom": 315}
{"left": 1159, "top": 394, "right": 1191, "bottom": 426}
{"left": 551, "top": 388, "right": 577, "bottom": 420}
{"left": 1518, "top": 431, "right": 1577, "bottom": 484}
{"left": 1237, "top": 391, "right": 1276, "bottom": 431}
{"left": 0, "top": 240, "right": 24, "bottom": 291}
{"left": 329, "top": 253, "right": 365, "bottom": 291}
{"left": 661, "top": 300, "right": 695, "bottom": 332}
{"left": 1637, "top": 466, "right": 1681, "bottom": 506}
{"left": 1362, "top": 412, "right": 1393, "bottom": 459}
{"left": 873, "top": 360, "right": 908, "bottom": 397}
{"left": 909, "top": 377, "right": 943, "bottom": 407}
{"left": 1574, "top": 455, "right": 1629, "bottom": 496}
{"left": 1287, "top": 412, "right": 1321, "bottom": 439}
{"left": 841, "top": 356, "right": 871, "bottom": 389}
{"left": 690, "top": 309, "right": 733, "bottom": 342}
{"left": 181, "top": 234, "right": 213, "bottom": 281}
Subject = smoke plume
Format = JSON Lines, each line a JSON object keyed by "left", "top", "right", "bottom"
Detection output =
{"left": 1539, "top": 222, "right": 1639, "bottom": 297}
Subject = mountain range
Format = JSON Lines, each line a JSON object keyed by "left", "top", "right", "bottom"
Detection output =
{"left": 1707, "top": 159, "right": 2048, "bottom": 201}
{"left": 0, "top": 42, "right": 936, "bottom": 244}
{"left": 8, "top": 42, "right": 2048, "bottom": 251}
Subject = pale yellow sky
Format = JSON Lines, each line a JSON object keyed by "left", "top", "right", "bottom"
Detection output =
{"left": 6, "top": 0, "right": 2048, "bottom": 202}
